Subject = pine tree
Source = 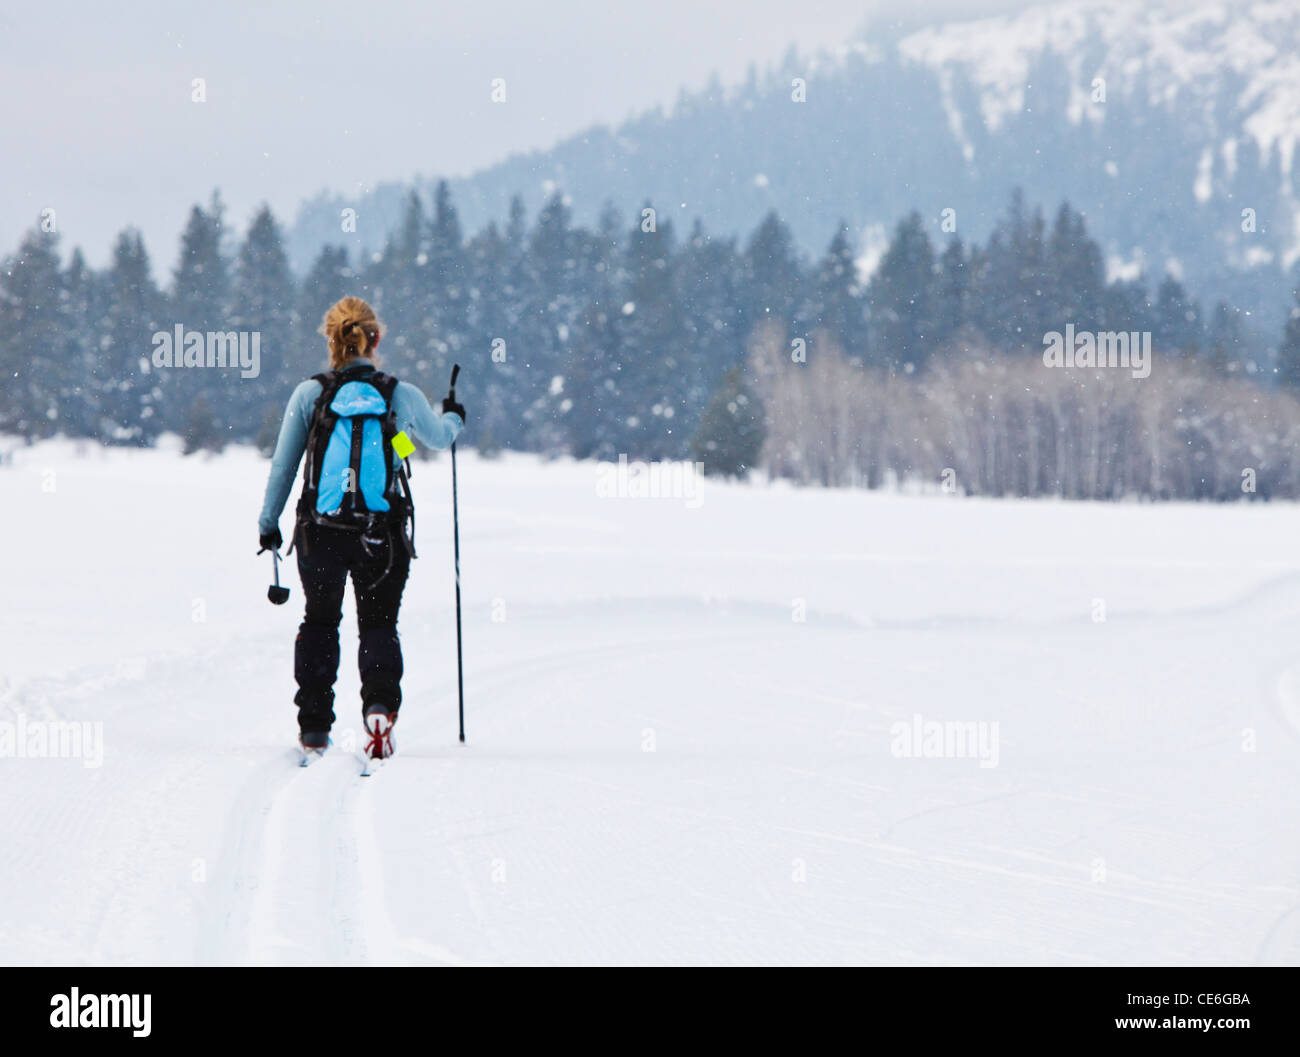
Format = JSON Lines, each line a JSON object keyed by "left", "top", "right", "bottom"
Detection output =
{"left": 690, "top": 365, "right": 765, "bottom": 478}
{"left": 297, "top": 245, "right": 354, "bottom": 347}
{"left": 369, "top": 190, "right": 429, "bottom": 379}
{"left": 172, "top": 192, "right": 231, "bottom": 330}
{"left": 231, "top": 205, "right": 296, "bottom": 434}
{"left": 934, "top": 238, "right": 969, "bottom": 351}
{"left": 506, "top": 195, "right": 528, "bottom": 252}
{"left": 565, "top": 296, "right": 621, "bottom": 460}
{"left": 103, "top": 229, "right": 164, "bottom": 443}
{"left": 519, "top": 192, "right": 582, "bottom": 450}
{"left": 426, "top": 180, "right": 470, "bottom": 384}
{"left": 0, "top": 228, "right": 66, "bottom": 437}
{"left": 169, "top": 193, "right": 232, "bottom": 435}
{"left": 678, "top": 219, "right": 744, "bottom": 436}
{"left": 1101, "top": 277, "right": 1152, "bottom": 337}
{"left": 973, "top": 190, "right": 1049, "bottom": 349}
{"left": 563, "top": 206, "right": 628, "bottom": 460}
{"left": 1154, "top": 275, "right": 1202, "bottom": 356}
{"left": 254, "top": 402, "right": 283, "bottom": 456}
{"left": 741, "top": 212, "right": 802, "bottom": 341}
{"left": 1208, "top": 301, "right": 1243, "bottom": 374}
{"left": 1046, "top": 202, "right": 1104, "bottom": 332}
{"left": 465, "top": 220, "right": 513, "bottom": 445}
{"left": 810, "top": 224, "right": 868, "bottom": 361}
{"left": 613, "top": 212, "right": 688, "bottom": 459}
{"left": 60, "top": 248, "right": 106, "bottom": 437}
{"left": 470, "top": 196, "right": 533, "bottom": 449}
{"left": 1278, "top": 287, "right": 1300, "bottom": 390}
{"left": 868, "top": 212, "right": 936, "bottom": 372}
{"left": 181, "top": 391, "right": 222, "bottom": 454}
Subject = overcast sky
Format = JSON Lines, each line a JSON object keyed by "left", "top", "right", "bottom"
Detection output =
{"left": 6, "top": 0, "right": 1046, "bottom": 270}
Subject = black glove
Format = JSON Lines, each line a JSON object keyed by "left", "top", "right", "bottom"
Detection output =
{"left": 259, "top": 528, "right": 282, "bottom": 553}
{"left": 442, "top": 396, "right": 466, "bottom": 422}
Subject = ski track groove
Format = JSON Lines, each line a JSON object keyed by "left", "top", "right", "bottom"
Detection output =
{"left": 202, "top": 752, "right": 294, "bottom": 966}
{"left": 201, "top": 741, "right": 447, "bottom": 966}
{"left": 191, "top": 730, "right": 385, "bottom": 964}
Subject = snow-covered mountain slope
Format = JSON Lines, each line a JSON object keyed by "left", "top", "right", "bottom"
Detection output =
{"left": 290, "top": 0, "right": 1300, "bottom": 333}
{"left": 901, "top": 1, "right": 1300, "bottom": 171}
{"left": 897, "top": 0, "right": 1300, "bottom": 254}
{"left": 3, "top": 440, "right": 1300, "bottom": 965}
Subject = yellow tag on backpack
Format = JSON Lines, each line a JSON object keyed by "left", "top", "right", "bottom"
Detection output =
{"left": 392, "top": 430, "right": 415, "bottom": 461}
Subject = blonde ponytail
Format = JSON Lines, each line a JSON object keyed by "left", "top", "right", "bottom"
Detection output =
{"left": 321, "top": 296, "right": 382, "bottom": 368}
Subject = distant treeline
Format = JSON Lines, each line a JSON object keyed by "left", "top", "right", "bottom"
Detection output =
{"left": 3, "top": 184, "right": 1300, "bottom": 497}
{"left": 749, "top": 323, "right": 1300, "bottom": 501}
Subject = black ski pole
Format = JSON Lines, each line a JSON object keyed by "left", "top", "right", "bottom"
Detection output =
{"left": 448, "top": 364, "right": 466, "bottom": 743}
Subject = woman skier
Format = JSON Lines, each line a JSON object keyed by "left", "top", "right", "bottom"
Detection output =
{"left": 257, "top": 296, "right": 465, "bottom": 762}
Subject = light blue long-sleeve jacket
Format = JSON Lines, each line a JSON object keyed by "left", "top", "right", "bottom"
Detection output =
{"left": 258, "top": 359, "right": 463, "bottom": 536}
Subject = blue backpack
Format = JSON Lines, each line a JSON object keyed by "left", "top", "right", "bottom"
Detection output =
{"left": 294, "top": 366, "right": 416, "bottom": 562}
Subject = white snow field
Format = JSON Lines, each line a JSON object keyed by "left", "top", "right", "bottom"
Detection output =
{"left": 3, "top": 438, "right": 1300, "bottom": 967}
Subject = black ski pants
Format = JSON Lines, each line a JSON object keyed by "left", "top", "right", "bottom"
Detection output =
{"left": 293, "top": 523, "right": 411, "bottom": 735}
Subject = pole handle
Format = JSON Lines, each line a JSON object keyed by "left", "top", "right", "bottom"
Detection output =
{"left": 266, "top": 547, "right": 290, "bottom": 605}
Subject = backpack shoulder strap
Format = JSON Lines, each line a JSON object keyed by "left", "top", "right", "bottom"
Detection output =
{"left": 368, "top": 372, "right": 416, "bottom": 553}
{"left": 310, "top": 371, "right": 339, "bottom": 406}
{"left": 369, "top": 371, "right": 400, "bottom": 403}
{"left": 296, "top": 372, "right": 344, "bottom": 522}
{"left": 368, "top": 372, "right": 401, "bottom": 450}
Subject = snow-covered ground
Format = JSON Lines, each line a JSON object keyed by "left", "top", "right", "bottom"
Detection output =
{"left": 3, "top": 439, "right": 1300, "bottom": 966}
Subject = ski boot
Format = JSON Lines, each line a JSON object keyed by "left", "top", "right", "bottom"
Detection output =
{"left": 298, "top": 730, "right": 331, "bottom": 767}
{"left": 362, "top": 704, "right": 396, "bottom": 761}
